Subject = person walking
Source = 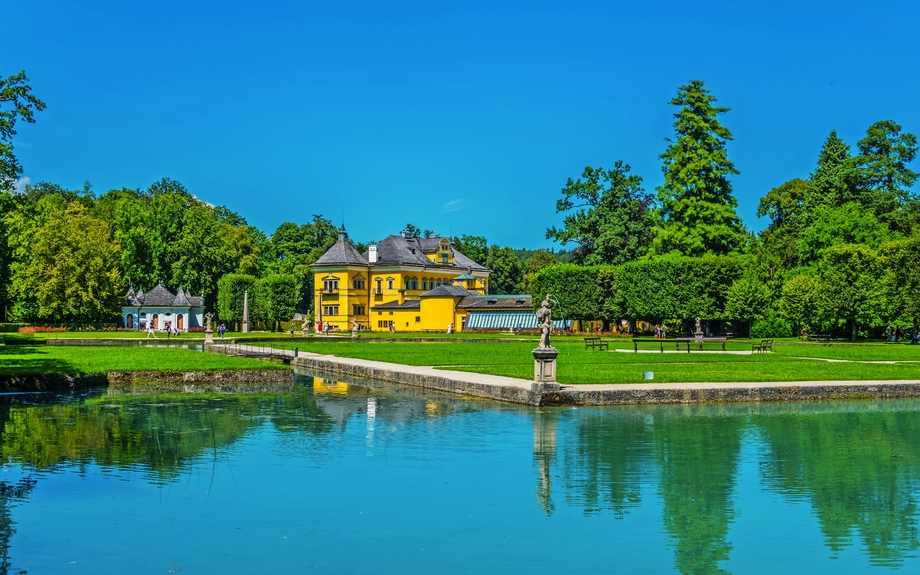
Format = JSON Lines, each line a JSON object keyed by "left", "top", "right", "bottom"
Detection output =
{"left": 146, "top": 322, "right": 157, "bottom": 339}
{"left": 290, "top": 324, "right": 295, "bottom": 337}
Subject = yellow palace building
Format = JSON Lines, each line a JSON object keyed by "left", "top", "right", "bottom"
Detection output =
{"left": 312, "top": 227, "right": 536, "bottom": 332}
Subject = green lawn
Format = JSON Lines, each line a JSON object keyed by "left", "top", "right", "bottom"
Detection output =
{"left": 0, "top": 345, "right": 288, "bottom": 376}
{"left": 0, "top": 329, "right": 534, "bottom": 343}
{"left": 267, "top": 339, "right": 920, "bottom": 384}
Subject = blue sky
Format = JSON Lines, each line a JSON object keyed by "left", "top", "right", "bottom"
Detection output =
{"left": 7, "top": 0, "right": 919, "bottom": 248}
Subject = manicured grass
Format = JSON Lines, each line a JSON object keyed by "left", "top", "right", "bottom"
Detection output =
{"left": 0, "top": 329, "right": 535, "bottom": 343}
{"left": 266, "top": 339, "right": 920, "bottom": 384}
{"left": 0, "top": 345, "right": 288, "bottom": 376}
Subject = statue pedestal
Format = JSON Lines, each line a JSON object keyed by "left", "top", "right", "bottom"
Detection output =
{"left": 205, "top": 329, "right": 213, "bottom": 344}
{"left": 532, "top": 347, "right": 560, "bottom": 390}
{"left": 242, "top": 321, "right": 249, "bottom": 334}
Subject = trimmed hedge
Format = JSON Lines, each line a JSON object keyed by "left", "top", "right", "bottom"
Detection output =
{"left": 530, "top": 256, "right": 743, "bottom": 323}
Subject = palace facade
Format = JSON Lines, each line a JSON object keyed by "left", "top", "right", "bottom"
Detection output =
{"left": 312, "top": 227, "right": 537, "bottom": 332}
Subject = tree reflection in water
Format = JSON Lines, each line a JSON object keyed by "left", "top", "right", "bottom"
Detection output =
{"left": 556, "top": 401, "right": 920, "bottom": 573}
{"left": 2, "top": 385, "right": 920, "bottom": 573}
{"left": 754, "top": 402, "right": 920, "bottom": 567}
{"left": 651, "top": 408, "right": 741, "bottom": 575}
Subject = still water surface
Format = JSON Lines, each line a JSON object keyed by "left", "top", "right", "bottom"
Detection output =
{"left": 1, "top": 372, "right": 919, "bottom": 574}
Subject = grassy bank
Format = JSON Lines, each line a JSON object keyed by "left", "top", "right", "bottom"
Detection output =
{"left": 0, "top": 345, "right": 289, "bottom": 376}
{"left": 268, "top": 339, "right": 920, "bottom": 384}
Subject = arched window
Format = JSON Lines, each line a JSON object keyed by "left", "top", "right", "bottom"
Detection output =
{"left": 177, "top": 314, "right": 184, "bottom": 330}
{"left": 126, "top": 314, "right": 134, "bottom": 329}
{"left": 152, "top": 314, "right": 159, "bottom": 329}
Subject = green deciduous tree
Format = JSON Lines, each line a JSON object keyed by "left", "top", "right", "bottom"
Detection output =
{"left": 453, "top": 234, "right": 488, "bottom": 265}
{"left": 7, "top": 198, "right": 122, "bottom": 323}
{"left": 724, "top": 277, "right": 769, "bottom": 336}
{"left": 522, "top": 249, "right": 557, "bottom": 292}
{"left": 0, "top": 72, "right": 46, "bottom": 187}
{"left": 265, "top": 215, "right": 337, "bottom": 312}
{"left": 256, "top": 274, "right": 300, "bottom": 330}
{"left": 651, "top": 80, "right": 747, "bottom": 257}
{"left": 817, "top": 244, "right": 886, "bottom": 342}
{"left": 797, "top": 202, "right": 892, "bottom": 265}
{"left": 778, "top": 274, "right": 818, "bottom": 336}
{"left": 856, "top": 120, "right": 919, "bottom": 233}
{"left": 857, "top": 120, "right": 918, "bottom": 199}
{"left": 882, "top": 235, "right": 920, "bottom": 342}
{"left": 216, "top": 274, "right": 257, "bottom": 327}
{"left": 546, "top": 161, "right": 655, "bottom": 265}
{"left": 757, "top": 178, "right": 808, "bottom": 233}
{"left": 485, "top": 245, "right": 523, "bottom": 294}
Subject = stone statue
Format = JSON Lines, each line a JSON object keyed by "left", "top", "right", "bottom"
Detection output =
{"left": 205, "top": 312, "right": 213, "bottom": 332}
{"left": 695, "top": 317, "right": 702, "bottom": 334}
{"left": 351, "top": 319, "right": 360, "bottom": 337}
{"left": 536, "top": 294, "right": 554, "bottom": 349}
{"left": 301, "top": 317, "right": 310, "bottom": 335}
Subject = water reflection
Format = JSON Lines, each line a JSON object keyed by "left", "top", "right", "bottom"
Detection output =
{"left": 532, "top": 410, "right": 557, "bottom": 516}
{"left": 0, "top": 381, "right": 919, "bottom": 573}
{"left": 754, "top": 405, "right": 920, "bottom": 567}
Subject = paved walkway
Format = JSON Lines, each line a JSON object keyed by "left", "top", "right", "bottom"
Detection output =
{"left": 210, "top": 343, "right": 920, "bottom": 406}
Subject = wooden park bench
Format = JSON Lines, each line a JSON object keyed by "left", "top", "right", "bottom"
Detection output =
{"left": 806, "top": 334, "right": 831, "bottom": 344}
{"left": 632, "top": 339, "right": 665, "bottom": 353}
{"left": 584, "top": 337, "right": 609, "bottom": 351}
{"left": 752, "top": 339, "right": 774, "bottom": 353}
{"left": 674, "top": 337, "right": 727, "bottom": 352}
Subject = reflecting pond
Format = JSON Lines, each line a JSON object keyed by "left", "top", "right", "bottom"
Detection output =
{"left": 0, "top": 372, "right": 919, "bottom": 574}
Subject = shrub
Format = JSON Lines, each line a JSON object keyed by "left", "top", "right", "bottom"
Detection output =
{"left": 751, "top": 310, "right": 791, "bottom": 338}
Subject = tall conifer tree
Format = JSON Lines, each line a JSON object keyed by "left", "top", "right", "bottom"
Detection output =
{"left": 802, "top": 130, "right": 858, "bottom": 215}
{"left": 651, "top": 80, "right": 746, "bottom": 257}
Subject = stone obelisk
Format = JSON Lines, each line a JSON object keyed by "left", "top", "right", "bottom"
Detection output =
{"left": 242, "top": 290, "right": 250, "bottom": 334}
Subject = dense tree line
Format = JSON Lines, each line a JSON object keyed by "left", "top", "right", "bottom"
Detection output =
{"left": 539, "top": 80, "right": 919, "bottom": 341}
{"left": 3, "top": 70, "right": 917, "bottom": 337}
{"left": 0, "top": 179, "right": 339, "bottom": 325}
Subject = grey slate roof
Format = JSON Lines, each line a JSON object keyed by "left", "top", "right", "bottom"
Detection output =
{"left": 313, "top": 240, "right": 369, "bottom": 266}
{"left": 125, "top": 283, "right": 203, "bottom": 307}
{"left": 351, "top": 235, "right": 489, "bottom": 272}
{"left": 458, "top": 295, "right": 532, "bottom": 309}
{"left": 370, "top": 300, "right": 421, "bottom": 310}
{"left": 173, "top": 287, "right": 191, "bottom": 306}
{"left": 420, "top": 285, "right": 478, "bottom": 298}
{"left": 450, "top": 249, "right": 488, "bottom": 272}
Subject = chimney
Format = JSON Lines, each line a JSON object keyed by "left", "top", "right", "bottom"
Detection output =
{"left": 401, "top": 230, "right": 412, "bottom": 239}
{"left": 368, "top": 245, "right": 378, "bottom": 263}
